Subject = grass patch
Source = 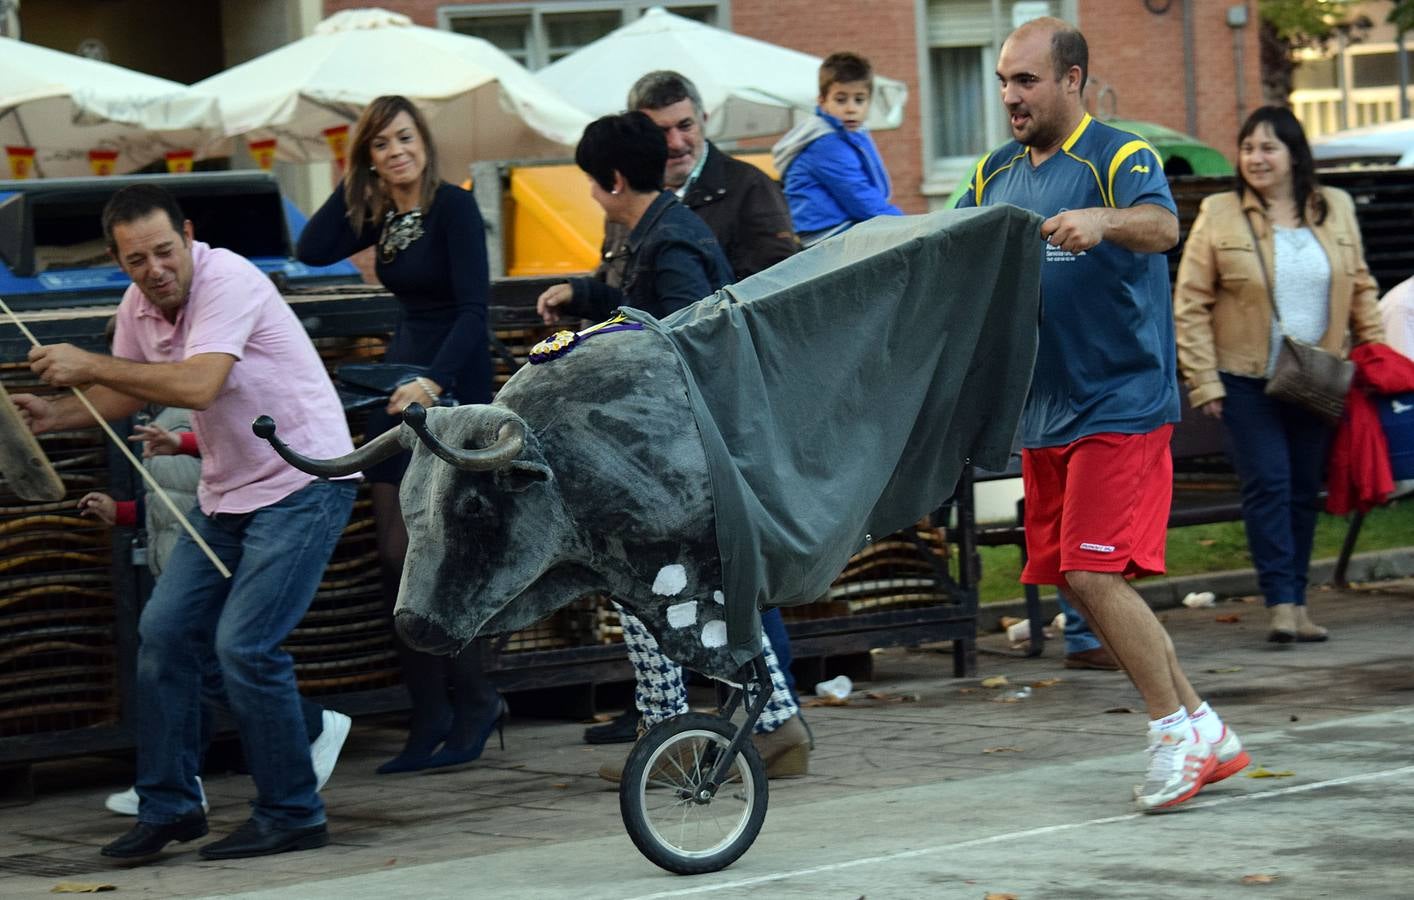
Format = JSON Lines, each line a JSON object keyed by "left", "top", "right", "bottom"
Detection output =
{"left": 972, "top": 498, "right": 1414, "bottom": 605}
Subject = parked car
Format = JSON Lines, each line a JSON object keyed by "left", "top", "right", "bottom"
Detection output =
{"left": 1310, "top": 118, "right": 1414, "bottom": 169}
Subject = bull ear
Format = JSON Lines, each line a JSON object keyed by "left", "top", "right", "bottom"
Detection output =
{"left": 498, "top": 460, "right": 550, "bottom": 492}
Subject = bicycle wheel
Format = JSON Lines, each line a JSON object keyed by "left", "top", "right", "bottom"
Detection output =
{"left": 619, "top": 712, "right": 769, "bottom": 875}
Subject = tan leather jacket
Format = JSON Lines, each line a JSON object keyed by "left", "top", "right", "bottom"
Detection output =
{"left": 1172, "top": 186, "right": 1383, "bottom": 407}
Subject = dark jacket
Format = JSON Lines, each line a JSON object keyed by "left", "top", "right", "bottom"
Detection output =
{"left": 599, "top": 143, "right": 796, "bottom": 286}
{"left": 568, "top": 191, "right": 733, "bottom": 322}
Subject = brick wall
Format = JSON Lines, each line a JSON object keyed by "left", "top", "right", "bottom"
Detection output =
{"left": 323, "top": 0, "right": 442, "bottom": 24}
{"left": 319, "top": 0, "right": 1261, "bottom": 207}
{"left": 733, "top": 0, "right": 926, "bottom": 213}
{"left": 1079, "top": 0, "right": 1263, "bottom": 164}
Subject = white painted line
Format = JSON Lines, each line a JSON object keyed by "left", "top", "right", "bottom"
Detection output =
{"left": 626, "top": 764, "right": 1414, "bottom": 899}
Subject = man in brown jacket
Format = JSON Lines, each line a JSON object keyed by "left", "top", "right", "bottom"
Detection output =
{"left": 601, "top": 70, "right": 799, "bottom": 286}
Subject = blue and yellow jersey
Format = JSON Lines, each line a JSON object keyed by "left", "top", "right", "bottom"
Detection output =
{"left": 957, "top": 114, "right": 1181, "bottom": 448}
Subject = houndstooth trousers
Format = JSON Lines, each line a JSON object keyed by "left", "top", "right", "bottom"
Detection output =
{"left": 614, "top": 603, "right": 798, "bottom": 733}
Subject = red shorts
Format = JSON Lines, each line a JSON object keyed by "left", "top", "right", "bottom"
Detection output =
{"left": 1020, "top": 425, "right": 1173, "bottom": 586}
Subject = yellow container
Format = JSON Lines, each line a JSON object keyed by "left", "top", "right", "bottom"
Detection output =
{"left": 501, "top": 153, "right": 780, "bottom": 277}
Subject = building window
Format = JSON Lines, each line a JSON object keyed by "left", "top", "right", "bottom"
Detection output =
{"left": 922, "top": 0, "right": 1074, "bottom": 196}
{"left": 440, "top": 2, "right": 725, "bottom": 71}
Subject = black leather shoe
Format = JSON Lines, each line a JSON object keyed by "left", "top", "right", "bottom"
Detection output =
{"left": 583, "top": 707, "right": 641, "bottom": 745}
{"left": 100, "top": 811, "right": 208, "bottom": 860}
{"left": 198, "top": 818, "right": 328, "bottom": 860}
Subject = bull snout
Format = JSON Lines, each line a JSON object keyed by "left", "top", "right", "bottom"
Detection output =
{"left": 395, "top": 610, "right": 464, "bottom": 656}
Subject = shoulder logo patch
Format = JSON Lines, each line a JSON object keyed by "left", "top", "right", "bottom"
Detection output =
{"left": 1129, "top": 163, "right": 1150, "bottom": 173}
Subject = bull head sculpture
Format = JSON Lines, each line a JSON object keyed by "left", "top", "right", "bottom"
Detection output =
{"left": 253, "top": 403, "right": 581, "bottom": 657}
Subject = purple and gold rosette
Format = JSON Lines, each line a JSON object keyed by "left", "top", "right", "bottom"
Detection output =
{"left": 529, "top": 312, "right": 645, "bottom": 365}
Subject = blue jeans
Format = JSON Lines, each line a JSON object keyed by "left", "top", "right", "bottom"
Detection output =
{"left": 135, "top": 479, "right": 355, "bottom": 827}
{"left": 760, "top": 608, "right": 797, "bottom": 701}
{"left": 1056, "top": 591, "right": 1101, "bottom": 655}
{"left": 1220, "top": 373, "right": 1331, "bottom": 607}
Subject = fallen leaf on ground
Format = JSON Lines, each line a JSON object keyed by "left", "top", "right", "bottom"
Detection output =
{"left": 1206, "top": 666, "right": 1244, "bottom": 673}
{"left": 802, "top": 695, "right": 849, "bottom": 707}
{"left": 1215, "top": 613, "right": 1242, "bottom": 623}
{"left": 864, "top": 690, "right": 917, "bottom": 703}
{"left": 1104, "top": 706, "right": 1137, "bottom": 714}
{"left": 980, "top": 676, "right": 1010, "bottom": 688}
{"left": 985, "top": 893, "right": 1020, "bottom": 900}
{"left": 552, "top": 782, "right": 569, "bottom": 789}
{"left": 384, "top": 858, "right": 398, "bottom": 867}
{"left": 1240, "top": 874, "right": 1278, "bottom": 885}
{"left": 957, "top": 687, "right": 977, "bottom": 694}
{"left": 984, "top": 746, "right": 1023, "bottom": 753}
{"left": 1197, "top": 538, "right": 1216, "bottom": 546}
{"left": 1031, "top": 678, "right": 1063, "bottom": 688}
{"left": 49, "top": 884, "right": 114, "bottom": 894}
{"left": 1246, "top": 767, "right": 1295, "bottom": 778}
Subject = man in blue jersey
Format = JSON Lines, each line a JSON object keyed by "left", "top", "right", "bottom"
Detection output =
{"left": 957, "top": 17, "right": 1249, "bottom": 811}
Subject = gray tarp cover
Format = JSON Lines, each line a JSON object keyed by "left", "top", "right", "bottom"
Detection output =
{"left": 623, "top": 205, "right": 1043, "bottom": 663}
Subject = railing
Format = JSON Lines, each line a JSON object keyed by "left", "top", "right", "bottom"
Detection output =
{"left": 1292, "top": 87, "right": 1414, "bottom": 138}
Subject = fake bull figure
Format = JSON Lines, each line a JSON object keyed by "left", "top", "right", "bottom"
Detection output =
{"left": 256, "top": 205, "right": 1044, "bottom": 875}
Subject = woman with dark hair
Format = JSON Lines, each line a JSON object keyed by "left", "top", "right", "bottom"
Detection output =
{"left": 536, "top": 111, "right": 734, "bottom": 323}
{"left": 537, "top": 112, "right": 811, "bottom": 781}
{"left": 1174, "top": 105, "right": 1383, "bottom": 642}
{"left": 298, "top": 95, "right": 505, "bottom": 773}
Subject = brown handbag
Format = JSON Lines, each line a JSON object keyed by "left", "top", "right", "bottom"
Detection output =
{"left": 1243, "top": 215, "right": 1353, "bottom": 424}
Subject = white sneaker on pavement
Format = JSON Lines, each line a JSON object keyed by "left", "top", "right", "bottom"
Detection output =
{"left": 1205, "top": 725, "right": 1252, "bottom": 785}
{"left": 1134, "top": 727, "right": 1216, "bottom": 812}
{"left": 311, "top": 709, "right": 352, "bottom": 792}
{"left": 105, "top": 776, "right": 208, "bottom": 816}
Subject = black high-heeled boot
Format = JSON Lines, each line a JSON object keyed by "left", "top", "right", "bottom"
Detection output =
{"left": 377, "top": 639, "right": 454, "bottom": 774}
{"left": 422, "top": 640, "right": 507, "bottom": 770}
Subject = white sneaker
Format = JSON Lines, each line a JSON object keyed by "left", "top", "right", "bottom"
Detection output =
{"left": 104, "top": 776, "right": 208, "bottom": 816}
{"left": 1134, "top": 728, "right": 1216, "bottom": 812}
{"left": 311, "top": 709, "right": 352, "bottom": 792}
{"left": 1206, "top": 725, "right": 1252, "bottom": 785}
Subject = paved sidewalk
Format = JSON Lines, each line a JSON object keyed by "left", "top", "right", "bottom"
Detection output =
{"left": 1, "top": 577, "right": 1411, "bottom": 898}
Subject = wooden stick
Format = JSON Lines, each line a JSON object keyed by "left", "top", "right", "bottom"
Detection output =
{"left": 0, "top": 296, "right": 232, "bottom": 579}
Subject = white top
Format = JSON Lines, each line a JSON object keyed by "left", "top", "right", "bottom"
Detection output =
{"left": 1381, "top": 276, "right": 1414, "bottom": 360}
{"left": 1268, "top": 225, "right": 1332, "bottom": 376}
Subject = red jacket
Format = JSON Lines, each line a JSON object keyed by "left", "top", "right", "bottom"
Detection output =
{"left": 1326, "top": 343, "right": 1414, "bottom": 514}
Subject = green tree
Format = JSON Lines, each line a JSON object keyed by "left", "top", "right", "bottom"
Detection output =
{"left": 1259, "top": 0, "right": 1371, "bottom": 104}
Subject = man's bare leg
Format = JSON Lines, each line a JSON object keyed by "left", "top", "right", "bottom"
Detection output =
{"left": 1063, "top": 571, "right": 1199, "bottom": 717}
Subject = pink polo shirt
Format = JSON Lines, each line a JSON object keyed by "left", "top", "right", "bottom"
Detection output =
{"left": 112, "top": 241, "right": 358, "bottom": 515}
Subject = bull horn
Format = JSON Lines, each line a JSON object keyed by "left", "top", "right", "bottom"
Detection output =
{"left": 252, "top": 415, "right": 409, "bottom": 477}
{"left": 402, "top": 403, "right": 525, "bottom": 471}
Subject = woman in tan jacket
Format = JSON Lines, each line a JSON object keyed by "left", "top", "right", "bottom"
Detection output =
{"left": 1174, "top": 106, "right": 1382, "bottom": 643}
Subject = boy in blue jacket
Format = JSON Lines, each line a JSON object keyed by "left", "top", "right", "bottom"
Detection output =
{"left": 772, "top": 52, "right": 902, "bottom": 247}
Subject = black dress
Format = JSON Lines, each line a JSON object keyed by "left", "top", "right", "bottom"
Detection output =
{"left": 299, "top": 182, "right": 492, "bottom": 483}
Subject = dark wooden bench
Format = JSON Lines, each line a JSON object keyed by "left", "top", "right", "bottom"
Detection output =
{"left": 954, "top": 400, "right": 1242, "bottom": 656}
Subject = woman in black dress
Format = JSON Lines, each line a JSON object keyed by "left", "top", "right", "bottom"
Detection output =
{"left": 299, "top": 95, "right": 504, "bottom": 773}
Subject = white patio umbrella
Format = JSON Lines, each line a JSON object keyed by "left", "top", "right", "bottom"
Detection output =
{"left": 536, "top": 6, "right": 909, "bottom": 141}
{"left": 0, "top": 35, "right": 225, "bottom": 179}
{"left": 193, "top": 8, "right": 591, "bottom": 181}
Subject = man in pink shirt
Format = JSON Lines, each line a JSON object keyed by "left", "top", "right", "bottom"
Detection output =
{"left": 15, "top": 184, "right": 357, "bottom": 863}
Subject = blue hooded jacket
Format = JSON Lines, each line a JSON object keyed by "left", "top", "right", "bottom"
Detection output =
{"left": 771, "top": 108, "right": 902, "bottom": 233}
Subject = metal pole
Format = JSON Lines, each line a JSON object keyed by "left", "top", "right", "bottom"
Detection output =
{"left": 1183, "top": 0, "right": 1199, "bottom": 137}
{"left": 1230, "top": 6, "right": 1248, "bottom": 130}
{"left": 0, "top": 0, "right": 18, "bottom": 39}
{"left": 1336, "top": 28, "right": 1350, "bottom": 131}
{"left": 1399, "top": 31, "right": 1410, "bottom": 121}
